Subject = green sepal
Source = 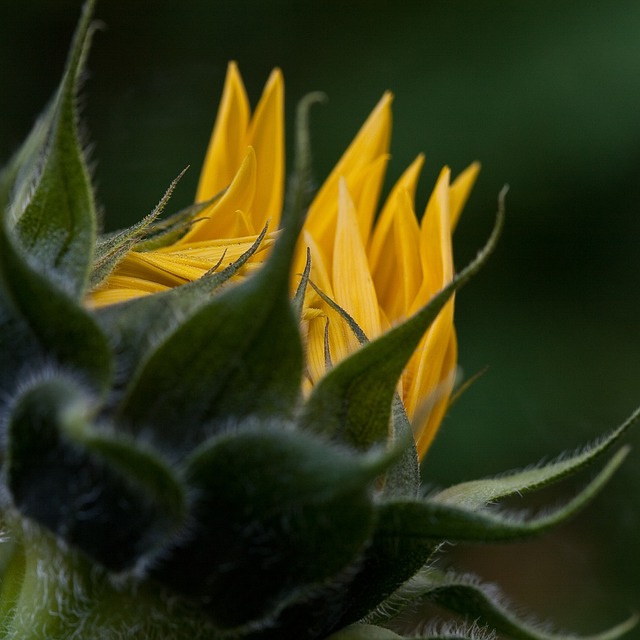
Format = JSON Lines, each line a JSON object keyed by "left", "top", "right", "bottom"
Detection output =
{"left": 95, "top": 223, "right": 269, "bottom": 395}
{"left": 292, "top": 247, "right": 312, "bottom": 320}
{"left": 308, "top": 282, "right": 421, "bottom": 498}
{"left": 4, "top": 374, "right": 188, "bottom": 572}
{"left": 9, "top": 0, "right": 97, "bottom": 298}
{"left": 90, "top": 168, "right": 188, "bottom": 288}
{"left": 336, "top": 445, "right": 626, "bottom": 628}
{"left": 114, "top": 243, "right": 302, "bottom": 448}
{"left": 132, "top": 191, "right": 226, "bottom": 252}
{"left": 383, "top": 396, "right": 420, "bottom": 498}
{"left": 114, "top": 93, "right": 319, "bottom": 450}
{"left": 432, "top": 408, "right": 640, "bottom": 510}
{"left": 409, "top": 569, "right": 638, "bottom": 640}
{"left": 300, "top": 201, "right": 504, "bottom": 452}
{"left": 151, "top": 426, "right": 387, "bottom": 630}
{"left": 0, "top": 211, "right": 112, "bottom": 391}
{"left": 377, "top": 446, "right": 628, "bottom": 544}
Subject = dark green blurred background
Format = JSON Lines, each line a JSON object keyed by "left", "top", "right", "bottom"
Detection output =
{"left": 2, "top": 0, "right": 639, "bottom": 634}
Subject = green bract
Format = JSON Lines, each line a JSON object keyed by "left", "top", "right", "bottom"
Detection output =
{"left": 0, "top": 4, "right": 636, "bottom": 640}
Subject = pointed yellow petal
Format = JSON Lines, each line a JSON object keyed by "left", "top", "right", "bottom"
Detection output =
{"left": 403, "top": 301, "right": 455, "bottom": 421}
{"left": 389, "top": 189, "right": 422, "bottom": 319}
{"left": 303, "top": 229, "right": 334, "bottom": 299}
{"left": 196, "top": 62, "right": 250, "bottom": 203}
{"left": 332, "top": 179, "right": 381, "bottom": 342}
{"left": 298, "top": 93, "right": 393, "bottom": 268}
{"left": 300, "top": 230, "right": 353, "bottom": 381}
{"left": 450, "top": 161, "right": 480, "bottom": 232}
{"left": 247, "top": 68, "right": 285, "bottom": 231}
{"left": 370, "top": 189, "right": 422, "bottom": 321}
{"left": 346, "top": 154, "right": 390, "bottom": 244}
{"left": 414, "top": 328, "right": 457, "bottom": 458}
{"left": 368, "top": 154, "right": 424, "bottom": 274}
{"left": 409, "top": 167, "right": 453, "bottom": 314}
{"left": 180, "top": 147, "right": 257, "bottom": 242}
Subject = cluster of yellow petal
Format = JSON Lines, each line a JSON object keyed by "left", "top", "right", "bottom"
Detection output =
{"left": 295, "top": 92, "right": 478, "bottom": 456}
{"left": 89, "top": 62, "right": 479, "bottom": 458}
{"left": 88, "top": 63, "right": 284, "bottom": 306}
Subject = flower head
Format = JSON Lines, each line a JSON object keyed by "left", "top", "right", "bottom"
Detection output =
{"left": 89, "top": 62, "right": 479, "bottom": 458}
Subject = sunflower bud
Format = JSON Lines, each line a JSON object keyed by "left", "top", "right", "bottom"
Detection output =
{"left": 0, "top": 3, "right": 635, "bottom": 639}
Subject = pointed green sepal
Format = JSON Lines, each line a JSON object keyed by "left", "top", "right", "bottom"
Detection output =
{"left": 113, "top": 94, "right": 323, "bottom": 449}
{"left": 90, "top": 168, "right": 188, "bottom": 288}
{"left": 300, "top": 200, "right": 504, "bottom": 451}
{"left": 433, "top": 408, "right": 640, "bottom": 510}
{"left": 95, "top": 222, "right": 269, "bottom": 392}
{"left": 378, "top": 446, "right": 628, "bottom": 545}
{"left": 307, "top": 283, "right": 420, "bottom": 498}
{"left": 4, "top": 374, "right": 188, "bottom": 572}
{"left": 383, "top": 395, "right": 420, "bottom": 498}
{"left": 7, "top": 0, "right": 97, "bottom": 298}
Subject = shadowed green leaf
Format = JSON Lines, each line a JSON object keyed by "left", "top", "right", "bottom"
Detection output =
{"left": 300, "top": 198, "right": 505, "bottom": 451}
{"left": 10, "top": 0, "right": 97, "bottom": 298}
{"left": 151, "top": 427, "right": 384, "bottom": 630}
{"left": 433, "top": 408, "right": 640, "bottom": 510}
{"left": 5, "top": 374, "right": 188, "bottom": 572}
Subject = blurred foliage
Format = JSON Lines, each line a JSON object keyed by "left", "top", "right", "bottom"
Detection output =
{"left": 2, "top": 0, "right": 639, "bottom": 634}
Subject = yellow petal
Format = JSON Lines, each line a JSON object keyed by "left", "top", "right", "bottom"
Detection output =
{"left": 413, "top": 328, "right": 457, "bottom": 458}
{"left": 368, "top": 154, "right": 424, "bottom": 274}
{"left": 370, "top": 189, "right": 422, "bottom": 321}
{"left": 195, "top": 62, "right": 250, "bottom": 203}
{"left": 390, "top": 189, "right": 422, "bottom": 319}
{"left": 347, "top": 154, "right": 390, "bottom": 245}
{"left": 409, "top": 166, "right": 453, "bottom": 314}
{"left": 87, "top": 275, "right": 170, "bottom": 308}
{"left": 247, "top": 68, "right": 285, "bottom": 232}
{"left": 403, "top": 301, "right": 455, "bottom": 421}
{"left": 449, "top": 161, "right": 480, "bottom": 232}
{"left": 303, "top": 229, "right": 334, "bottom": 299}
{"left": 180, "top": 147, "right": 257, "bottom": 242}
{"left": 301, "top": 230, "right": 352, "bottom": 382}
{"left": 295, "top": 93, "right": 392, "bottom": 277}
{"left": 332, "top": 178, "right": 381, "bottom": 343}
